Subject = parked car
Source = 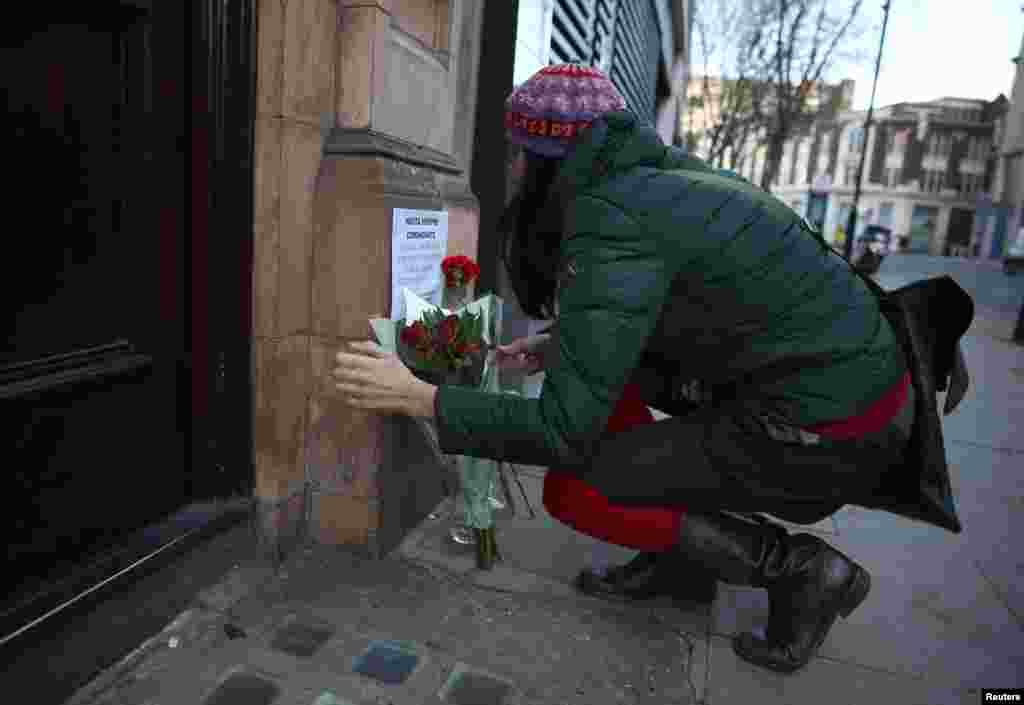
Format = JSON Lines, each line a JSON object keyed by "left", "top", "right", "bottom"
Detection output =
{"left": 1004, "top": 228, "right": 1024, "bottom": 275}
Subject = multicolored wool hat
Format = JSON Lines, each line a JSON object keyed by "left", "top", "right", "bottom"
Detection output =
{"left": 504, "top": 63, "right": 627, "bottom": 158}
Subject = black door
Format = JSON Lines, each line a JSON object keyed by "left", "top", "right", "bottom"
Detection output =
{"left": 1, "top": 0, "right": 254, "bottom": 647}
{"left": 947, "top": 208, "right": 975, "bottom": 250}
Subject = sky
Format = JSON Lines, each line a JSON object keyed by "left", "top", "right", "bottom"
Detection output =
{"left": 836, "top": 0, "right": 1023, "bottom": 110}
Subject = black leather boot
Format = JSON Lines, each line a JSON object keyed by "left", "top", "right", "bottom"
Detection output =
{"left": 677, "top": 512, "right": 871, "bottom": 674}
{"left": 574, "top": 551, "right": 719, "bottom": 604}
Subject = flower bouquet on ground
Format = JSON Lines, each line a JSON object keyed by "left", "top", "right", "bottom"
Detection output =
{"left": 371, "top": 286, "right": 505, "bottom": 569}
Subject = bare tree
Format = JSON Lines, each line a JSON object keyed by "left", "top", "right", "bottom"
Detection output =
{"left": 688, "top": 0, "right": 767, "bottom": 168}
{"left": 686, "top": 0, "right": 865, "bottom": 186}
{"left": 749, "top": 0, "right": 865, "bottom": 190}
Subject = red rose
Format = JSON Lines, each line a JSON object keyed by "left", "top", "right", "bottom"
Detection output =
{"left": 400, "top": 321, "right": 430, "bottom": 349}
{"left": 430, "top": 339, "right": 447, "bottom": 359}
{"left": 436, "top": 315, "right": 460, "bottom": 346}
{"left": 441, "top": 255, "right": 479, "bottom": 289}
{"left": 455, "top": 341, "right": 481, "bottom": 355}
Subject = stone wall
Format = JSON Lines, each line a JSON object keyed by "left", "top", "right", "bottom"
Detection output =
{"left": 250, "top": 0, "right": 483, "bottom": 560}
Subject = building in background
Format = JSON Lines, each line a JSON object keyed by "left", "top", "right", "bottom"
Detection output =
{"left": 975, "top": 32, "right": 1024, "bottom": 262}
{"left": 684, "top": 76, "right": 855, "bottom": 167}
{"left": 757, "top": 96, "right": 1001, "bottom": 257}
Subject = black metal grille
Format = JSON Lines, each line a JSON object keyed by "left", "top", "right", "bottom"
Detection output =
{"left": 549, "top": 0, "right": 662, "bottom": 124}
{"left": 611, "top": 0, "right": 660, "bottom": 122}
{"left": 550, "top": 0, "right": 595, "bottom": 66}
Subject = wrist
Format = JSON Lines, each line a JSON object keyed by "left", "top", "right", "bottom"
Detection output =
{"left": 407, "top": 379, "right": 437, "bottom": 419}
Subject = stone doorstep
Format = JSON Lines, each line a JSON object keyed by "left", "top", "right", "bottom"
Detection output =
{"left": 64, "top": 549, "right": 298, "bottom": 705}
{"left": 63, "top": 607, "right": 231, "bottom": 705}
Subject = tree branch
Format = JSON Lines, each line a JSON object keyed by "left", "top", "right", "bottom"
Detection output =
{"left": 808, "top": 0, "right": 862, "bottom": 87}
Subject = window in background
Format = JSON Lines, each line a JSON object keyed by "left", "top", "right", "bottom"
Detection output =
{"left": 909, "top": 205, "right": 939, "bottom": 252}
{"left": 848, "top": 127, "right": 863, "bottom": 153}
{"left": 879, "top": 202, "right": 895, "bottom": 229}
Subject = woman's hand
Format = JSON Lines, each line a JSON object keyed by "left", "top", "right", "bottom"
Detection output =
{"left": 333, "top": 341, "right": 436, "bottom": 418}
{"left": 495, "top": 334, "right": 550, "bottom": 375}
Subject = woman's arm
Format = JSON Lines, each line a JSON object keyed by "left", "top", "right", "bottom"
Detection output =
{"left": 433, "top": 196, "right": 676, "bottom": 469}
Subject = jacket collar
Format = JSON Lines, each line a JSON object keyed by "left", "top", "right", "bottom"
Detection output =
{"left": 553, "top": 111, "right": 669, "bottom": 197}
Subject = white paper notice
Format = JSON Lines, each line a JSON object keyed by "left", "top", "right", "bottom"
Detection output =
{"left": 391, "top": 208, "right": 448, "bottom": 321}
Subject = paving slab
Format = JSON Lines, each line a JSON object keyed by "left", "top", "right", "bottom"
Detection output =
{"left": 939, "top": 334, "right": 1024, "bottom": 454}
{"left": 438, "top": 663, "right": 515, "bottom": 705}
{"left": 823, "top": 497, "right": 1024, "bottom": 690}
{"left": 202, "top": 670, "right": 282, "bottom": 705}
{"left": 413, "top": 472, "right": 643, "bottom": 589}
{"left": 703, "top": 635, "right": 979, "bottom": 705}
{"left": 93, "top": 541, "right": 715, "bottom": 705}
{"left": 944, "top": 443, "right": 1024, "bottom": 623}
{"left": 406, "top": 471, "right": 715, "bottom": 642}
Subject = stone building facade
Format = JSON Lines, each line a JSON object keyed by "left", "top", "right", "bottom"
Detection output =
{"left": 251, "top": 0, "right": 487, "bottom": 559}
{"left": 975, "top": 32, "right": 1024, "bottom": 261}
{"left": 0, "top": 0, "right": 691, "bottom": 652}
{"left": 252, "top": 0, "right": 694, "bottom": 559}
{"left": 684, "top": 77, "right": 855, "bottom": 161}
{"left": 729, "top": 96, "right": 1002, "bottom": 257}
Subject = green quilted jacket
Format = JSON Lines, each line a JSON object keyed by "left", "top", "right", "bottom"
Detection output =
{"left": 435, "top": 112, "right": 905, "bottom": 468}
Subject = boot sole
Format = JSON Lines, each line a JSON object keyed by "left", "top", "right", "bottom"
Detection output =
{"left": 574, "top": 571, "right": 718, "bottom": 605}
{"left": 575, "top": 574, "right": 650, "bottom": 599}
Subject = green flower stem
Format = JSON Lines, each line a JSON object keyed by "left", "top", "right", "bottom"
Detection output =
{"left": 474, "top": 528, "right": 489, "bottom": 570}
{"left": 490, "top": 527, "right": 502, "bottom": 563}
{"left": 474, "top": 527, "right": 501, "bottom": 570}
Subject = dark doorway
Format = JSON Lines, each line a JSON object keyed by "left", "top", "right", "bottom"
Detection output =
{"left": 1, "top": 0, "right": 256, "bottom": 674}
{"left": 946, "top": 208, "right": 975, "bottom": 253}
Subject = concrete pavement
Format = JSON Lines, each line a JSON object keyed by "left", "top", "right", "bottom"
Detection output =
{"left": 66, "top": 256, "right": 1023, "bottom": 705}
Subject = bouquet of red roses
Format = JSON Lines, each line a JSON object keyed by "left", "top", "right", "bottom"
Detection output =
{"left": 397, "top": 306, "right": 486, "bottom": 387}
{"left": 371, "top": 288, "right": 505, "bottom": 570}
{"left": 441, "top": 255, "right": 481, "bottom": 290}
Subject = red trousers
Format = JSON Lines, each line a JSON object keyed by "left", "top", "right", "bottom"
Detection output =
{"left": 542, "top": 384, "right": 684, "bottom": 552}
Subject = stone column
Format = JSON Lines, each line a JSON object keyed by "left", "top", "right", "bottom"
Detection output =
{"left": 304, "top": 0, "right": 483, "bottom": 557}
{"left": 250, "top": 0, "right": 339, "bottom": 561}
{"left": 248, "top": 0, "right": 484, "bottom": 560}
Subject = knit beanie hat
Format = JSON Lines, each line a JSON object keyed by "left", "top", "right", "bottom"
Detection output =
{"left": 504, "top": 64, "right": 627, "bottom": 158}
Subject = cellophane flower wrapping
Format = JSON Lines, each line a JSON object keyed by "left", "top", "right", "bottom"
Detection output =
{"left": 371, "top": 288, "right": 503, "bottom": 531}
